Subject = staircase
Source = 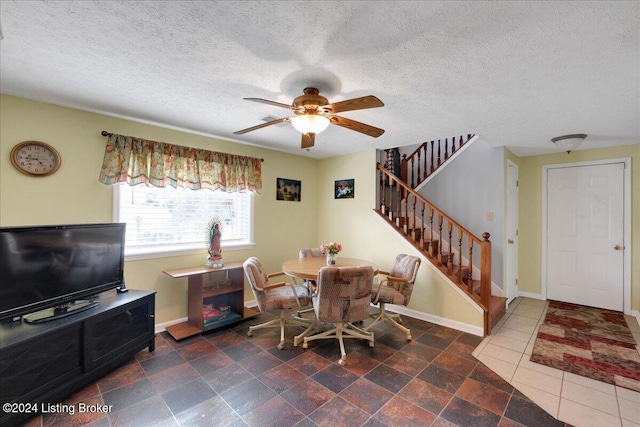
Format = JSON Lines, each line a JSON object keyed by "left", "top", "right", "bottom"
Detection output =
{"left": 376, "top": 135, "right": 506, "bottom": 336}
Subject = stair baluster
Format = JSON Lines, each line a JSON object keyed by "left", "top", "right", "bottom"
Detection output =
{"left": 430, "top": 141, "right": 435, "bottom": 174}
{"left": 415, "top": 151, "right": 421, "bottom": 189}
{"left": 447, "top": 222, "right": 453, "bottom": 274}
{"left": 481, "top": 232, "right": 492, "bottom": 334}
{"left": 423, "top": 147, "right": 428, "bottom": 181}
{"left": 395, "top": 181, "right": 401, "bottom": 224}
{"left": 380, "top": 172, "right": 388, "bottom": 215}
{"left": 444, "top": 137, "right": 449, "bottom": 161}
{"left": 411, "top": 196, "right": 420, "bottom": 242}
{"left": 420, "top": 202, "right": 426, "bottom": 248}
{"left": 467, "top": 239, "right": 474, "bottom": 293}
{"left": 428, "top": 208, "right": 434, "bottom": 256}
{"left": 457, "top": 230, "right": 463, "bottom": 283}
{"left": 437, "top": 215, "right": 444, "bottom": 265}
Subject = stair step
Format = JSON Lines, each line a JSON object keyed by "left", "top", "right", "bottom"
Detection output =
{"left": 439, "top": 251, "right": 454, "bottom": 265}
{"left": 406, "top": 228, "right": 422, "bottom": 241}
{"left": 490, "top": 296, "right": 507, "bottom": 331}
{"left": 423, "top": 240, "right": 439, "bottom": 255}
{"left": 451, "top": 265, "right": 471, "bottom": 281}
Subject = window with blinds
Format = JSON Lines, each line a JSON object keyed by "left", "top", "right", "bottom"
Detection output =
{"left": 113, "top": 184, "right": 254, "bottom": 259}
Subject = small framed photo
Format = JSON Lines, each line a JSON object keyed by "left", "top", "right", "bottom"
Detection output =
{"left": 335, "top": 179, "right": 354, "bottom": 199}
{"left": 277, "top": 178, "right": 301, "bottom": 201}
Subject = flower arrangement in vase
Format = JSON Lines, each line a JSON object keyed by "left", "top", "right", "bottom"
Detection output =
{"left": 320, "top": 242, "right": 342, "bottom": 265}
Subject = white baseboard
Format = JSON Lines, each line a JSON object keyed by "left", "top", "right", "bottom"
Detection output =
{"left": 517, "top": 291, "right": 544, "bottom": 300}
{"left": 154, "top": 317, "right": 187, "bottom": 334}
{"left": 631, "top": 310, "right": 640, "bottom": 328}
{"left": 382, "top": 304, "right": 484, "bottom": 337}
{"left": 155, "top": 300, "right": 483, "bottom": 337}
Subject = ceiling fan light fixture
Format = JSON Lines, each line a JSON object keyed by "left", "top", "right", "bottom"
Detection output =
{"left": 291, "top": 114, "right": 330, "bottom": 135}
{"left": 551, "top": 133, "right": 587, "bottom": 154}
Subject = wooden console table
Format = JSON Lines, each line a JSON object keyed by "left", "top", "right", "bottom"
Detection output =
{"left": 163, "top": 261, "right": 259, "bottom": 340}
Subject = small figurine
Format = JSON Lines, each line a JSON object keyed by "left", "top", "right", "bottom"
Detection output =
{"left": 206, "top": 217, "right": 224, "bottom": 268}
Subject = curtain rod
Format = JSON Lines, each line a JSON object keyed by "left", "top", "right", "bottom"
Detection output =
{"left": 101, "top": 131, "right": 264, "bottom": 162}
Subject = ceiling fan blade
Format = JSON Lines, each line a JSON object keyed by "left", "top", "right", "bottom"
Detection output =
{"left": 243, "top": 98, "right": 294, "bottom": 110}
{"left": 233, "top": 117, "right": 289, "bottom": 135}
{"left": 328, "top": 115, "right": 385, "bottom": 137}
{"left": 321, "top": 95, "right": 384, "bottom": 114}
{"left": 301, "top": 133, "right": 315, "bottom": 149}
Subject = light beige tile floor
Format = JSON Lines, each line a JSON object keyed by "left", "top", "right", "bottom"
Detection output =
{"left": 472, "top": 297, "right": 640, "bottom": 427}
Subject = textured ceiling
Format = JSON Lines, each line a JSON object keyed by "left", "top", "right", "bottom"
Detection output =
{"left": 0, "top": 1, "right": 638, "bottom": 158}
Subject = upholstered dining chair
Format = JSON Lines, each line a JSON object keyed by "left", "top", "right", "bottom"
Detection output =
{"left": 297, "top": 265, "right": 374, "bottom": 366}
{"left": 364, "top": 254, "right": 421, "bottom": 340}
{"left": 243, "top": 257, "right": 311, "bottom": 349}
{"left": 295, "top": 248, "right": 325, "bottom": 316}
{"left": 299, "top": 248, "right": 324, "bottom": 259}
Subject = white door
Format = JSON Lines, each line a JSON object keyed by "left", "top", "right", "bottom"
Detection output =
{"left": 546, "top": 163, "right": 625, "bottom": 311}
{"left": 506, "top": 161, "right": 519, "bottom": 303}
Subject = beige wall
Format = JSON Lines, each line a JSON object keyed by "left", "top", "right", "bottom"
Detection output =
{"left": 0, "top": 95, "right": 319, "bottom": 324}
{"left": 316, "top": 150, "right": 483, "bottom": 328}
{"left": 517, "top": 144, "right": 640, "bottom": 312}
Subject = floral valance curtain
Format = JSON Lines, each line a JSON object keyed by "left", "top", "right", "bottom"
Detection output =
{"left": 98, "top": 133, "right": 262, "bottom": 193}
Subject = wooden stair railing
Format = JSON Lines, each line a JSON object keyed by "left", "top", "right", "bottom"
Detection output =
{"left": 377, "top": 162, "right": 503, "bottom": 336}
{"left": 401, "top": 134, "right": 475, "bottom": 189}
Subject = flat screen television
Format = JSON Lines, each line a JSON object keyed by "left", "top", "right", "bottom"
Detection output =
{"left": 0, "top": 223, "right": 126, "bottom": 323}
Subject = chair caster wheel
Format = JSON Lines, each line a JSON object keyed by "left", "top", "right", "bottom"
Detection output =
{"left": 302, "top": 342, "right": 308, "bottom": 349}
{"left": 338, "top": 359, "right": 346, "bottom": 366}
{"left": 406, "top": 334, "right": 412, "bottom": 341}
{"left": 277, "top": 342, "right": 284, "bottom": 350}
{"left": 247, "top": 330, "right": 253, "bottom": 337}
{"left": 369, "top": 341, "right": 374, "bottom": 347}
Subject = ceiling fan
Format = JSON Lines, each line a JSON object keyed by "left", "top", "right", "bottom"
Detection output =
{"left": 233, "top": 87, "right": 385, "bottom": 149}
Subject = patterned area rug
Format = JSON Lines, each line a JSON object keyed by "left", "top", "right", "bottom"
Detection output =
{"left": 530, "top": 300, "right": 640, "bottom": 392}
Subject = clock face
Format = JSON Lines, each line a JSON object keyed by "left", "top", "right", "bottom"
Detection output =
{"left": 10, "top": 141, "right": 61, "bottom": 176}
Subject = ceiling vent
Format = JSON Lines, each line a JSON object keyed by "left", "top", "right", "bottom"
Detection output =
{"left": 262, "top": 115, "right": 289, "bottom": 127}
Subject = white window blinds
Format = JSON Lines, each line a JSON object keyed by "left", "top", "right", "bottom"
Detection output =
{"left": 114, "top": 184, "right": 253, "bottom": 258}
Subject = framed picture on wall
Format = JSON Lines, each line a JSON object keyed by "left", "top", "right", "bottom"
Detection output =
{"left": 335, "top": 179, "right": 354, "bottom": 199}
{"left": 276, "top": 178, "right": 301, "bottom": 201}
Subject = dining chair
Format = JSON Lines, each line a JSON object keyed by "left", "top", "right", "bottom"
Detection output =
{"left": 299, "top": 248, "right": 324, "bottom": 258}
{"left": 296, "top": 248, "right": 325, "bottom": 316}
{"left": 364, "top": 254, "right": 421, "bottom": 340}
{"left": 243, "top": 257, "right": 311, "bottom": 349}
{"left": 297, "top": 265, "right": 374, "bottom": 366}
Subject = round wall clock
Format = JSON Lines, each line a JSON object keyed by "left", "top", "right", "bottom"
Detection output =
{"left": 10, "top": 141, "right": 61, "bottom": 177}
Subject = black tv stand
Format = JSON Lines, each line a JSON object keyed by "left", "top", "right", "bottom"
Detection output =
{"left": 0, "top": 289, "right": 155, "bottom": 427}
{"left": 23, "top": 300, "right": 100, "bottom": 324}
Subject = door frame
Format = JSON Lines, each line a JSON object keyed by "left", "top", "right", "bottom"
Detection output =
{"left": 506, "top": 160, "right": 519, "bottom": 304}
{"left": 541, "top": 158, "right": 631, "bottom": 314}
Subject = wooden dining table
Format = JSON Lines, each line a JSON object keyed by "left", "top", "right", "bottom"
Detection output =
{"left": 282, "top": 256, "right": 379, "bottom": 281}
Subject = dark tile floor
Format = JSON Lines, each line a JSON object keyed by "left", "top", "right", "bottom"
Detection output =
{"left": 20, "top": 311, "right": 573, "bottom": 427}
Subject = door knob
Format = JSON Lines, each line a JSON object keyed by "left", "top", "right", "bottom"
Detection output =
{"left": 508, "top": 239, "right": 514, "bottom": 244}
{"left": 613, "top": 245, "right": 622, "bottom": 250}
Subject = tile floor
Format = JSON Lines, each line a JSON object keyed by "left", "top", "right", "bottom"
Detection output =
{"left": 17, "top": 305, "right": 574, "bottom": 427}
{"left": 473, "top": 297, "right": 640, "bottom": 427}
